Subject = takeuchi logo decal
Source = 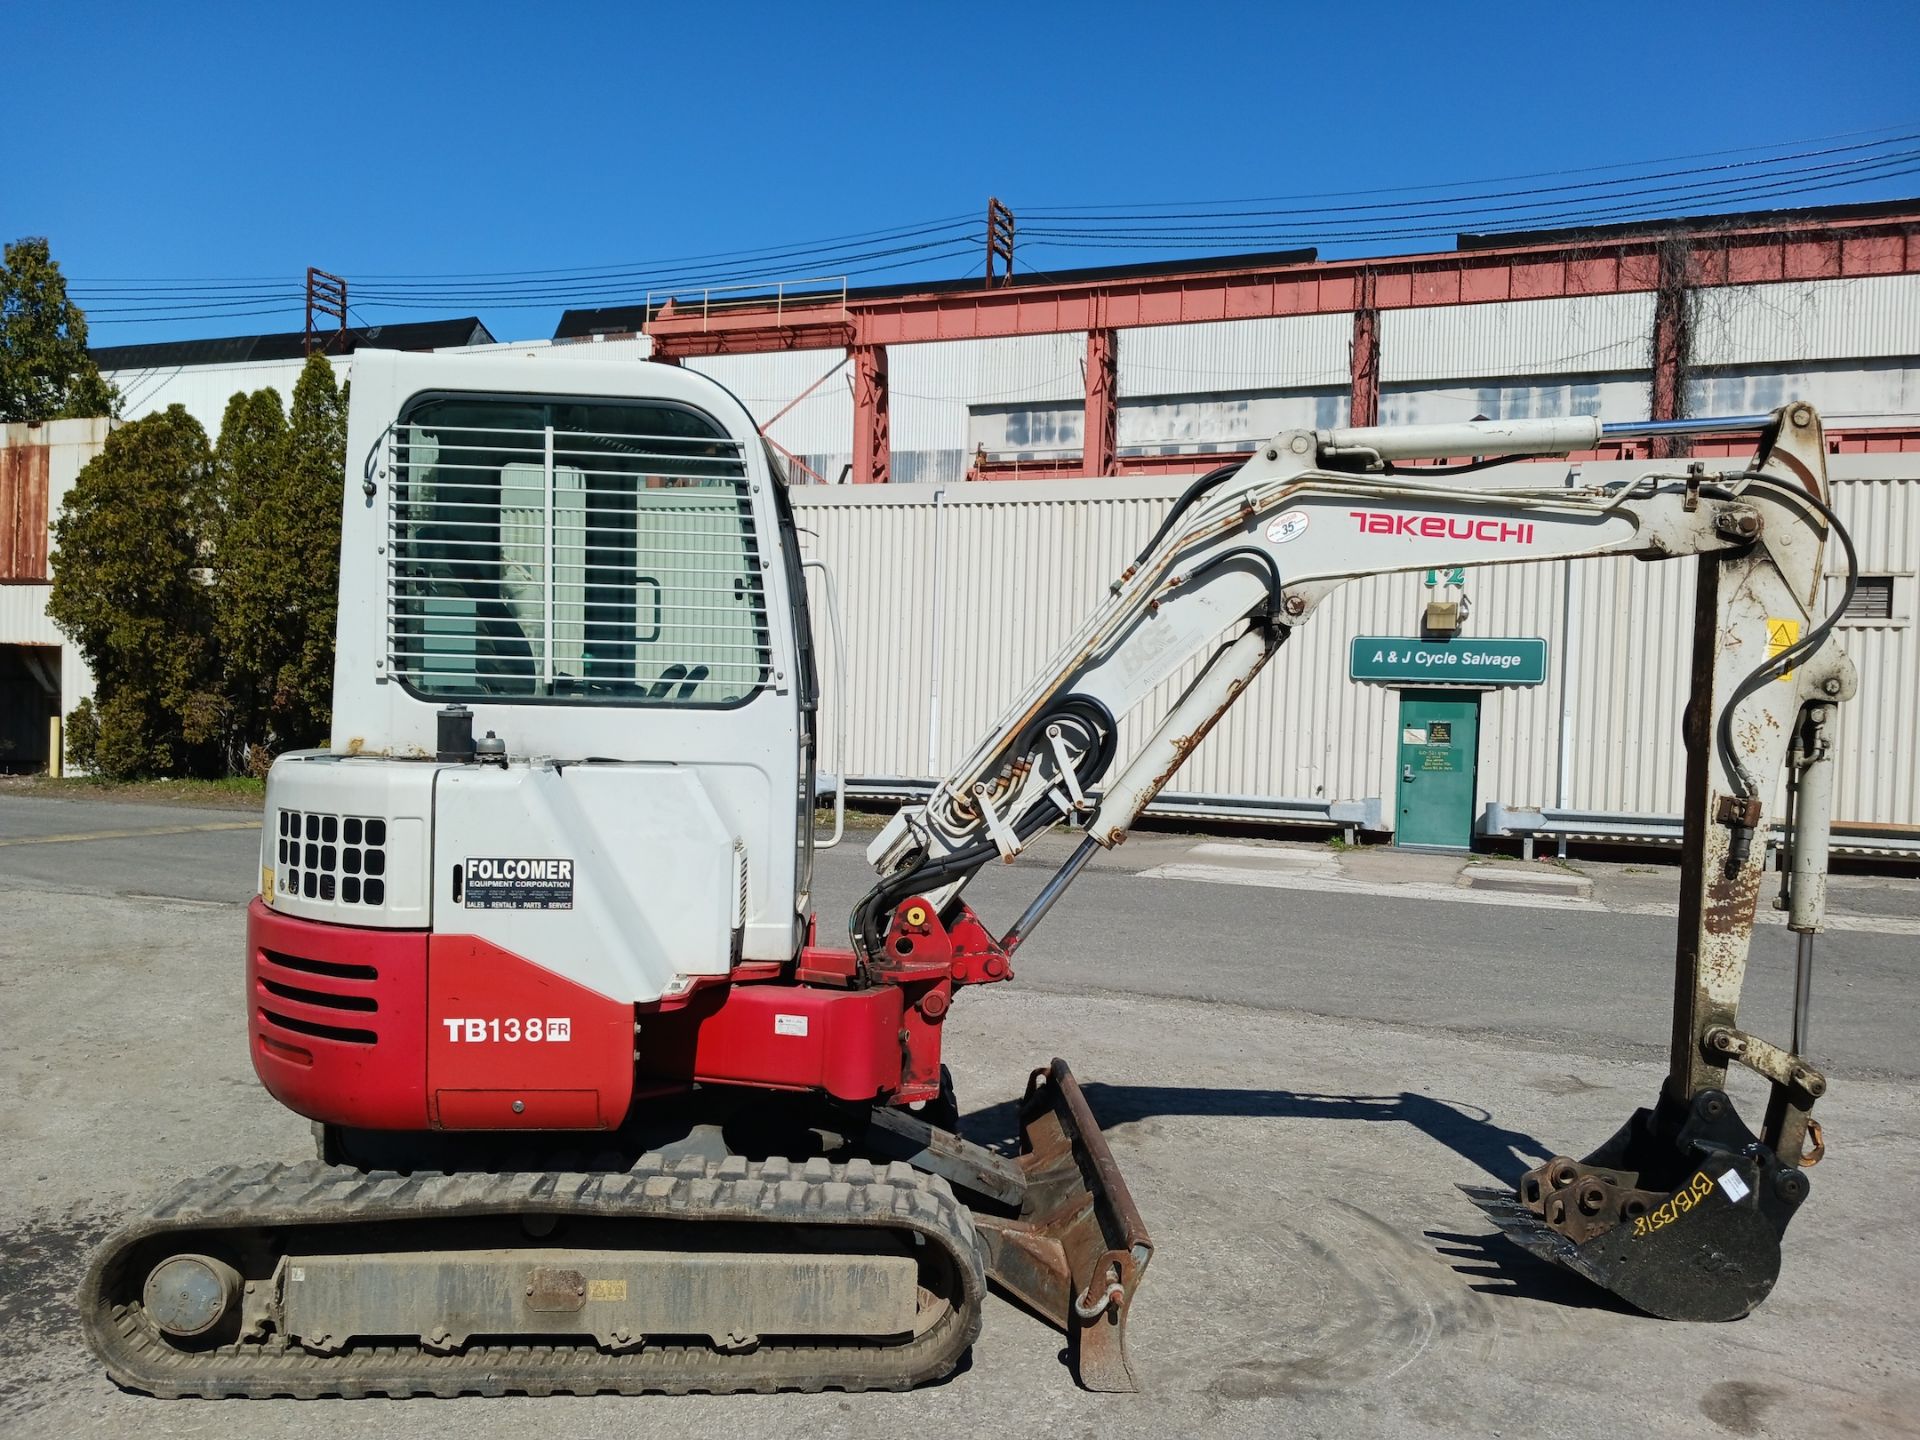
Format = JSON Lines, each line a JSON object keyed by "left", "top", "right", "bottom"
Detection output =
{"left": 1350, "top": 510, "right": 1537, "bottom": 544}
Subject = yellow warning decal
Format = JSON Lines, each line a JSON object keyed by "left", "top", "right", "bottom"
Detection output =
{"left": 1766, "top": 617, "right": 1800, "bottom": 682}
{"left": 588, "top": 1278, "right": 628, "bottom": 1302}
{"left": 261, "top": 865, "right": 275, "bottom": 904}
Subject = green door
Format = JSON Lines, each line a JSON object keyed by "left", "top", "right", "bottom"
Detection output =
{"left": 1395, "top": 692, "right": 1480, "bottom": 849}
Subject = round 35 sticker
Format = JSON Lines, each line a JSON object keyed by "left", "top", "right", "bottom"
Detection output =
{"left": 1265, "top": 510, "right": 1310, "bottom": 544}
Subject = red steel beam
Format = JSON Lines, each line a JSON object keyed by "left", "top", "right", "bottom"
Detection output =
{"left": 648, "top": 211, "right": 1920, "bottom": 358}
{"left": 1348, "top": 268, "right": 1380, "bottom": 429}
{"left": 967, "top": 425, "right": 1920, "bottom": 481}
{"left": 851, "top": 342, "right": 890, "bottom": 485}
{"left": 1083, "top": 326, "right": 1117, "bottom": 478}
{"left": 1649, "top": 241, "right": 1692, "bottom": 459}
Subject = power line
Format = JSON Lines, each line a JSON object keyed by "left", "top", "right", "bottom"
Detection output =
{"left": 1021, "top": 155, "right": 1920, "bottom": 247}
{"left": 1017, "top": 134, "right": 1920, "bottom": 225}
{"left": 1014, "top": 121, "right": 1920, "bottom": 211}
{"left": 73, "top": 126, "right": 1920, "bottom": 330}
{"left": 71, "top": 217, "right": 981, "bottom": 299}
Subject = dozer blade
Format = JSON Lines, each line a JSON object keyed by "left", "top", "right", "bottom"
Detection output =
{"left": 971, "top": 1058, "right": 1153, "bottom": 1392}
{"left": 1461, "top": 1088, "right": 1807, "bottom": 1322}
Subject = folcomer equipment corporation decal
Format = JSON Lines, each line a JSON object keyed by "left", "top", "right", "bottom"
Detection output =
{"left": 464, "top": 857, "right": 575, "bottom": 910}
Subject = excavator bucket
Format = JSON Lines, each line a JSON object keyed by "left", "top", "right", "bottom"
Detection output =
{"left": 1460, "top": 1088, "right": 1807, "bottom": 1321}
{"left": 971, "top": 1060, "right": 1154, "bottom": 1391}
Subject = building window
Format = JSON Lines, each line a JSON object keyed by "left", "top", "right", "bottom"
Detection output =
{"left": 387, "top": 396, "right": 767, "bottom": 705}
{"left": 1842, "top": 575, "right": 1897, "bottom": 623}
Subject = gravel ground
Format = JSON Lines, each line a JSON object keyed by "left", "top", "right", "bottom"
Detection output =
{"left": 2, "top": 797, "right": 1916, "bottom": 1439}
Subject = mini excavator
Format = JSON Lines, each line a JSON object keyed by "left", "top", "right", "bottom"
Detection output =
{"left": 85, "top": 351, "right": 1854, "bottom": 1396}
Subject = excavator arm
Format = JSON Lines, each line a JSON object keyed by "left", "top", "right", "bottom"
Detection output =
{"left": 859, "top": 402, "right": 1855, "bottom": 1338}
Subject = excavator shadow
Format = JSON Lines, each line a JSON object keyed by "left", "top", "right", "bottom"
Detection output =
{"left": 960, "top": 1082, "right": 1625, "bottom": 1311}
{"left": 961, "top": 1083, "right": 1550, "bottom": 1184}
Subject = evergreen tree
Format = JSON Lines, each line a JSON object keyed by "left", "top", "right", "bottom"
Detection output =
{"left": 0, "top": 237, "right": 118, "bottom": 422}
{"left": 47, "top": 407, "right": 221, "bottom": 777}
{"left": 210, "top": 388, "right": 291, "bottom": 764}
{"left": 278, "top": 355, "right": 346, "bottom": 746}
{"left": 212, "top": 355, "right": 346, "bottom": 760}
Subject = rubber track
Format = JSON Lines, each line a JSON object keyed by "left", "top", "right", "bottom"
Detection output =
{"left": 82, "top": 1155, "right": 987, "bottom": 1398}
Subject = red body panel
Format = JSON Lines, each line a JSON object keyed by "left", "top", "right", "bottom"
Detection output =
{"left": 638, "top": 981, "right": 907, "bottom": 1102}
{"left": 247, "top": 900, "right": 981, "bottom": 1130}
{"left": 247, "top": 898, "right": 430, "bottom": 1129}
{"left": 425, "top": 933, "right": 635, "bottom": 1130}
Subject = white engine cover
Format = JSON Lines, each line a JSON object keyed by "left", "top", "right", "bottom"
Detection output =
{"left": 263, "top": 752, "right": 436, "bottom": 928}
{"left": 433, "top": 763, "right": 744, "bottom": 1005}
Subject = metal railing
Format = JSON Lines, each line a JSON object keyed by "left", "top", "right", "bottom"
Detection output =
{"left": 1480, "top": 802, "right": 1920, "bottom": 861}
{"left": 644, "top": 276, "right": 848, "bottom": 334}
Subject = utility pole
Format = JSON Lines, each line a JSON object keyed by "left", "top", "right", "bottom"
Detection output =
{"left": 304, "top": 268, "right": 349, "bottom": 355}
{"left": 985, "top": 199, "right": 1015, "bottom": 287}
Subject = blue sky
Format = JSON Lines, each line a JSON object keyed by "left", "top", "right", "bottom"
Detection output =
{"left": 6, "top": 0, "right": 1918, "bottom": 344}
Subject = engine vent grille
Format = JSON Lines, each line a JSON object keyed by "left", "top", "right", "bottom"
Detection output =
{"left": 254, "top": 948, "right": 380, "bottom": 1048}
{"left": 277, "top": 809, "right": 388, "bottom": 907}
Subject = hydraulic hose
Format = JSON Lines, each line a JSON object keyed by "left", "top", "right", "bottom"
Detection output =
{"left": 1712, "top": 473, "right": 1857, "bottom": 869}
{"left": 849, "top": 697, "right": 1117, "bottom": 959}
{"left": 1128, "top": 461, "right": 1245, "bottom": 568}
{"left": 1186, "top": 546, "right": 1285, "bottom": 618}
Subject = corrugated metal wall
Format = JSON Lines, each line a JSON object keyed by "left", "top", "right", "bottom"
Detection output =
{"left": 794, "top": 455, "right": 1919, "bottom": 831}
{"left": 1692, "top": 274, "right": 1920, "bottom": 366}
{"left": 685, "top": 348, "right": 851, "bottom": 464}
{"left": 1118, "top": 314, "right": 1351, "bottom": 394}
{"left": 1381, "top": 293, "right": 1658, "bottom": 382}
{"left": 0, "top": 439, "right": 50, "bottom": 581}
{"left": 889, "top": 334, "right": 1087, "bottom": 455}
{"left": 104, "top": 338, "right": 656, "bottom": 438}
{"left": 107, "top": 356, "right": 347, "bottom": 435}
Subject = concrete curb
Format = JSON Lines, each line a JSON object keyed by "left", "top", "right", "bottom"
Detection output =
{"left": 1460, "top": 862, "right": 1593, "bottom": 898}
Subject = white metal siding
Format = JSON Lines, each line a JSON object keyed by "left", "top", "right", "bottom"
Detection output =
{"left": 887, "top": 334, "right": 1087, "bottom": 453}
{"left": 1381, "top": 293, "right": 1658, "bottom": 382}
{"left": 1688, "top": 359, "right": 1920, "bottom": 423}
{"left": 1117, "top": 314, "right": 1351, "bottom": 396}
{"left": 1118, "top": 390, "right": 1349, "bottom": 454}
{"left": 1691, "top": 274, "right": 1920, "bottom": 367}
{"left": 106, "top": 356, "right": 342, "bottom": 435}
{"left": 104, "top": 339, "right": 656, "bottom": 438}
{"left": 0, "top": 585, "right": 63, "bottom": 647}
{"left": 795, "top": 490, "right": 940, "bottom": 777}
{"left": 1379, "top": 375, "right": 1650, "bottom": 426}
{"left": 794, "top": 456, "right": 1920, "bottom": 833}
{"left": 684, "top": 349, "right": 853, "bottom": 459}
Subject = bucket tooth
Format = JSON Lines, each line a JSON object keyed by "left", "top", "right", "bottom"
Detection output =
{"left": 1462, "top": 1089, "right": 1807, "bottom": 1322}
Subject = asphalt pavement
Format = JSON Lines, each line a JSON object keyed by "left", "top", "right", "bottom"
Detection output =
{"left": 2, "top": 790, "right": 1917, "bottom": 1439}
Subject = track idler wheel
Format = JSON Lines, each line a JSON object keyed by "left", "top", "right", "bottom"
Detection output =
{"left": 140, "top": 1251, "right": 244, "bottom": 1347}
{"left": 1461, "top": 1089, "right": 1808, "bottom": 1321}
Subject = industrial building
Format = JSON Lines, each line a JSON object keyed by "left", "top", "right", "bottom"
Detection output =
{"left": 0, "top": 418, "right": 113, "bottom": 772}
{"left": 5, "top": 200, "right": 1911, "bottom": 848}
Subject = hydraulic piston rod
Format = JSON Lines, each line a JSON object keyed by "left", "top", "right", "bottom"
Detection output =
{"left": 1317, "top": 411, "right": 1777, "bottom": 463}
{"left": 1602, "top": 414, "right": 1775, "bottom": 439}
{"left": 1785, "top": 703, "right": 1836, "bottom": 1058}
